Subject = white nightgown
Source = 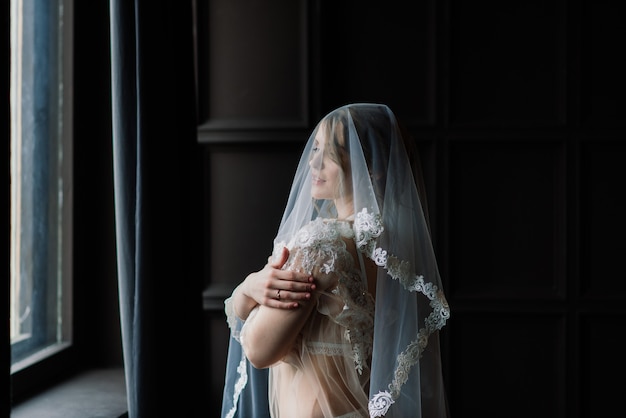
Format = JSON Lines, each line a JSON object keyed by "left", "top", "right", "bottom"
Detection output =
{"left": 239, "top": 217, "right": 376, "bottom": 418}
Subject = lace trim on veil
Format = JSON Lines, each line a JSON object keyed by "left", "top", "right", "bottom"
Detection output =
{"left": 224, "top": 296, "right": 240, "bottom": 342}
{"left": 224, "top": 351, "right": 249, "bottom": 418}
{"left": 353, "top": 208, "right": 450, "bottom": 418}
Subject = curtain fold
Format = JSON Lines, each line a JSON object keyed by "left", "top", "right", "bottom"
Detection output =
{"left": 110, "top": 1, "right": 203, "bottom": 416}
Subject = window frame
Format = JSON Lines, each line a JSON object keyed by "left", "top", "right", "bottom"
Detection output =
{"left": 9, "top": 0, "right": 74, "bottom": 400}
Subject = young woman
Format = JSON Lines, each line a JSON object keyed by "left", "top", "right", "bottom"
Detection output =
{"left": 221, "top": 104, "right": 450, "bottom": 418}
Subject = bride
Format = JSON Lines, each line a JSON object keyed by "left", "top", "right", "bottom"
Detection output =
{"left": 221, "top": 103, "right": 450, "bottom": 418}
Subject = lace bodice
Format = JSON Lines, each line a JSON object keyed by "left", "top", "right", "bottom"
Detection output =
{"left": 274, "top": 217, "right": 376, "bottom": 376}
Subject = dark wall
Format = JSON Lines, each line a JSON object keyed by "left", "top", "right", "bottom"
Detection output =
{"left": 197, "top": 1, "right": 626, "bottom": 417}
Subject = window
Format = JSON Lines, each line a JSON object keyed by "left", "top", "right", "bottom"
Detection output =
{"left": 10, "top": 0, "right": 73, "bottom": 372}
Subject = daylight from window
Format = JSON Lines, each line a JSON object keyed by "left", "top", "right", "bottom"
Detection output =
{"left": 10, "top": 0, "right": 72, "bottom": 370}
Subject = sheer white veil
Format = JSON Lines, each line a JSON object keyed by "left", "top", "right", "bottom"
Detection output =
{"left": 271, "top": 103, "right": 450, "bottom": 417}
{"left": 222, "top": 103, "right": 449, "bottom": 418}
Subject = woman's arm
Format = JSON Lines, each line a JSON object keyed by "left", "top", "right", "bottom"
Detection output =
{"left": 232, "top": 247, "right": 316, "bottom": 320}
{"left": 242, "top": 293, "right": 319, "bottom": 369}
{"left": 241, "top": 256, "right": 339, "bottom": 369}
{"left": 241, "top": 286, "right": 318, "bottom": 369}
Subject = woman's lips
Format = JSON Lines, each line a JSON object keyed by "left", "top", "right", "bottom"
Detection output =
{"left": 312, "top": 176, "right": 325, "bottom": 185}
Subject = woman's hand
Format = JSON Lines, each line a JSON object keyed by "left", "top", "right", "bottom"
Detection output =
{"left": 234, "top": 247, "right": 316, "bottom": 319}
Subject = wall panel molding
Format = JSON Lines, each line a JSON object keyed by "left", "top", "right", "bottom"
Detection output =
{"left": 195, "top": 0, "right": 309, "bottom": 131}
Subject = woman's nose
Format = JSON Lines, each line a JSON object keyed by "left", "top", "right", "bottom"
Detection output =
{"left": 309, "top": 151, "right": 323, "bottom": 168}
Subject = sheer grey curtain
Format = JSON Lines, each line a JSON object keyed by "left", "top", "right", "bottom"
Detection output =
{"left": 109, "top": 1, "right": 203, "bottom": 416}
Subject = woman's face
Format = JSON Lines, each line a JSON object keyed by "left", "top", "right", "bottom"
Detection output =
{"left": 308, "top": 122, "right": 348, "bottom": 201}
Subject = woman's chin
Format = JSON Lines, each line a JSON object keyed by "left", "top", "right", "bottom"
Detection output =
{"left": 310, "top": 190, "right": 325, "bottom": 200}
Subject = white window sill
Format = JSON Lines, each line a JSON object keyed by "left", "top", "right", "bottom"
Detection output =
{"left": 11, "top": 368, "right": 127, "bottom": 418}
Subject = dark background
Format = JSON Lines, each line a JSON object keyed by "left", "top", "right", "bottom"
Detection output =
{"left": 3, "top": 0, "right": 626, "bottom": 417}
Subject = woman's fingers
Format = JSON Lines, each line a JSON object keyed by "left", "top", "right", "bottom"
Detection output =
{"left": 263, "top": 287, "right": 300, "bottom": 309}
{"left": 267, "top": 249, "right": 315, "bottom": 289}
{"left": 289, "top": 280, "right": 315, "bottom": 293}
{"left": 257, "top": 247, "right": 317, "bottom": 309}
{"left": 263, "top": 273, "right": 315, "bottom": 309}
{"left": 264, "top": 287, "right": 312, "bottom": 309}
{"left": 275, "top": 289, "right": 312, "bottom": 302}
{"left": 266, "top": 279, "right": 313, "bottom": 300}
{"left": 277, "top": 269, "right": 314, "bottom": 286}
